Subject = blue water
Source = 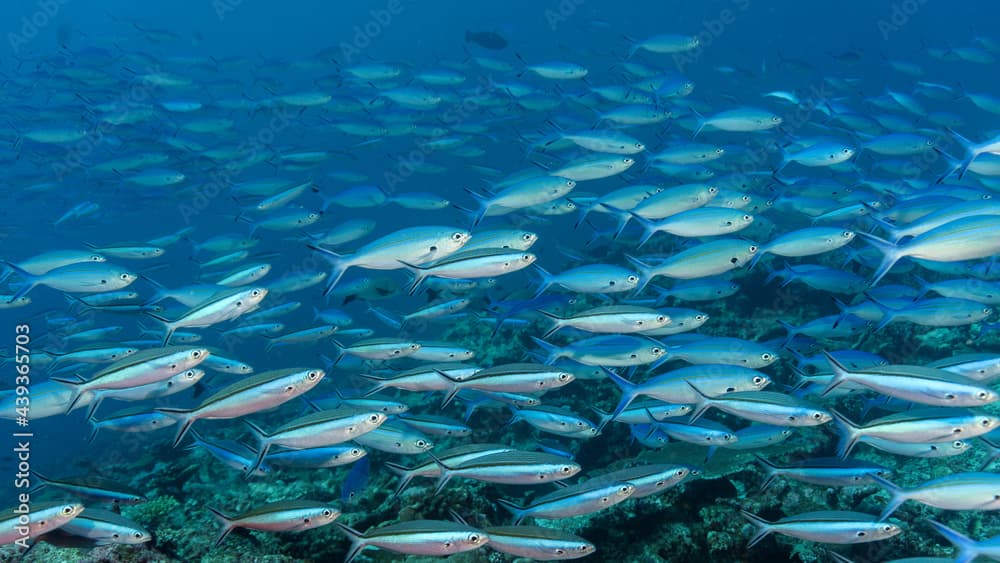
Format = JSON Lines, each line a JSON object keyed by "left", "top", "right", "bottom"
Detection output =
{"left": 2, "top": 0, "right": 1000, "bottom": 561}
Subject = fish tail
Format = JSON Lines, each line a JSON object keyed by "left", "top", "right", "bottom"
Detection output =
{"left": 242, "top": 420, "right": 271, "bottom": 478}
{"left": 495, "top": 498, "right": 528, "bottom": 525}
{"left": 685, "top": 107, "right": 706, "bottom": 138}
{"left": 911, "top": 275, "right": 933, "bottom": 300}
{"left": 536, "top": 309, "right": 565, "bottom": 338}
{"left": 50, "top": 376, "right": 85, "bottom": 415}
{"left": 603, "top": 205, "right": 633, "bottom": 241}
{"left": 528, "top": 335, "right": 561, "bottom": 365}
{"left": 398, "top": 260, "right": 428, "bottom": 296}
{"left": 0, "top": 261, "right": 37, "bottom": 303}
{"left": 571, "top": 198, "right": 595, "bottom": 229}
{"left": 206, "top": 506, "right": 236, "bottom": 546}
{"left": 855, "top": 232, "right": 901, "bottom": 287}
{"left": 623, "top": 255, "right": 654, "bottom": 294}
{"left": 329, "top": 340, "right": 346, "bottom": 367}
{"left": 335, "top": 523, "right": 367, "bottom": 563}
{"left": 829, "top": 408, "right": 861, "bottom": 459}
{"left": 684, "top": 380, "right": 714, "bottom": 422}
{"left": 928, "top": 519, "right": 978, "bottom": 563}
{"left": 740, "top": 510, "right": 773, "bottom": 548}
{"left": 357, "top": 373, "right": 387, "bottom": 396}
{"left": 753, "top": 455, "right": 780, "bottom": 493}
{"left": 438, "top": 377, "right": 462, "bottom": 409}
{"left": 384, "top": 462, "right": 414, "bottom": 497}
{"left": 830, "top": 297, "right": 850, "bottom": 328}
{"left": 819, "top": 350, "right": 852, "bottom": 397}
{"left": 463, "top": 188, "right": 491, "bottom": 227}
{"left": 530, "top": 264, "right": 554, "bottom": 299}
{"left": 308, "top": 244, "right": 349, "bottom": 295}
{"left": 430, "top": 453, "right": 457, "bottom": 495}
{"left": 155, "top": 408, "right": 196, "bottom": 447}
{"left": 775, "top": 319, "right": 797, "bottom": 349}
{"left": 864, "top": 291, "right": 898, "bottom": 332}
{"left": 86, "top": 418, "right": 100, "bottom": 444}
{"left": 763, "top": 262, "right": 787, "bottom": 286}
{"left": 864, "top": 207, "right": 902, "bottom": 243}
{"left": 948, "top": 128, "right": 978, "bottom": 180}
{"left": 600, "top": 367, "right": 638, "bottom": 429}
{"left": 28, "top": 470, "right": 49, "bottom": 495}
{"left": 870, "top": 474, "right": 906, "bottom": 521}
{"left": 747, "top": 247, "right": 766, "bottom": 270}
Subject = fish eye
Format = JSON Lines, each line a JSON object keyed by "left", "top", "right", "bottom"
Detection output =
{"left": 761, "top": 353, "right": 773, "bottom": 361}
{"left": 627, "top": 275, "right": 639, "bottom": 283}
{"left": 843, "top": 231, "right": 852, "bottom": 237}
{"left": 657, "top": 316, "right": 667, "bottom": 323}
{"left": 812, "top": 412, "right": 823, "bottom": 419}
{"left": 559, "top": 373, "right": 571, "bottom": 381}
{"left": 522, "top": 254, "right": 531, "bottom": 261}
{"left": 752, "top": 376, "right": 765, "bottom": 385}
{"left": 252, "top": 289, "right": 262, "bottom": 296}
{"left": 882, "top": 525, "right": 893, "bottom": 533}
{"left": 522, "top": 233, "right": 533, "bottom": 240}
{"left": 708, "top": 186, "right": 719, "bottom": 194}
{"left": 748, "top": 245, "right": 758, "bottom": 252}
{"left": 91, "top": 255, "right": 102, "bottom": 261}
{"left": 771, "top": 116, "right": 780, "bottom": 122}
{"left": 120, "top": 273, "right": 131, "bottom": 280}
{"left": 451, "top": 232, "right": 464, "bottom": 241}
{"left": 954, "top": 441, "right": 964, "bottom": 448}
{"left": 308, "top": 370, "right": 321, "bottom": 380}
{"left": 133, "top": 532, "right": 144, "bottom": 538}
{"left": 743, "top": 215, "right": 752, "bottom": 221}
{"left": 652, "top": 347, "right": 663, "bottom": 355}
{"left": 561, "top": 466, "right": 573, "bottom": 473}
{"left": 369, "top": 414, "right": 380, "bottom": 423}
{"left": 191, "top": 350, "right": 202, "bottom": 358}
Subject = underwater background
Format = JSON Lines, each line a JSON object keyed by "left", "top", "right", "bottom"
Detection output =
{"left": 1, "top": 0, "right": 1000, "bottom": 561}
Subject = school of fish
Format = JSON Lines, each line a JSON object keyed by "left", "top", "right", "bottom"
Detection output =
{"left": 3, "top": 13, "right": 1000, "bottom": 563}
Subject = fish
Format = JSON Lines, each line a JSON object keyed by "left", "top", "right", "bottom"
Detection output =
{"left": 51, "top": 347, "right": 209, "bottom": 415}
{"left": 821, "top": 351, "right": 999, "bottom": 406}
{"left": 0, "top": 502, "right": 84, "bottom": 546}
{"left": 208, "top": 500, "right": 340, "bottom": 546}
{"left": 496, "top": 478, "right": 635, "bottom": 524}
{"left": 465, "top": 30, "right": 507, "bottom": 50}
{"left": 30, "top": 472, "right": 147, "bottom": 505}
{"left": 336, "top": 519, "right": 489, "bottom": 563}
{"left": 156, "top": 368, "right": 326, "bottom": 446}
{"left": 144, "top": 287, "right": 268, "bottom": 345}
{"left": 871, "top": 473, "right": 1000, "bottom": 520}
{"left": 243, "top": 407, "right": 386, "bottom": 474}
{"left": 46, "top": 508, "right": 152, "bottom": 546}
{"left": 741, "top": 510, "right": 901, "bottom": 547}
{"left": 432, "top": 450, "right": 581, "bottom": 493}
{"left": 483, "top": 525, "right": 596, "bottom": 560}
{"left": 309, "top": 226, "right": 471, "bottom": 293}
